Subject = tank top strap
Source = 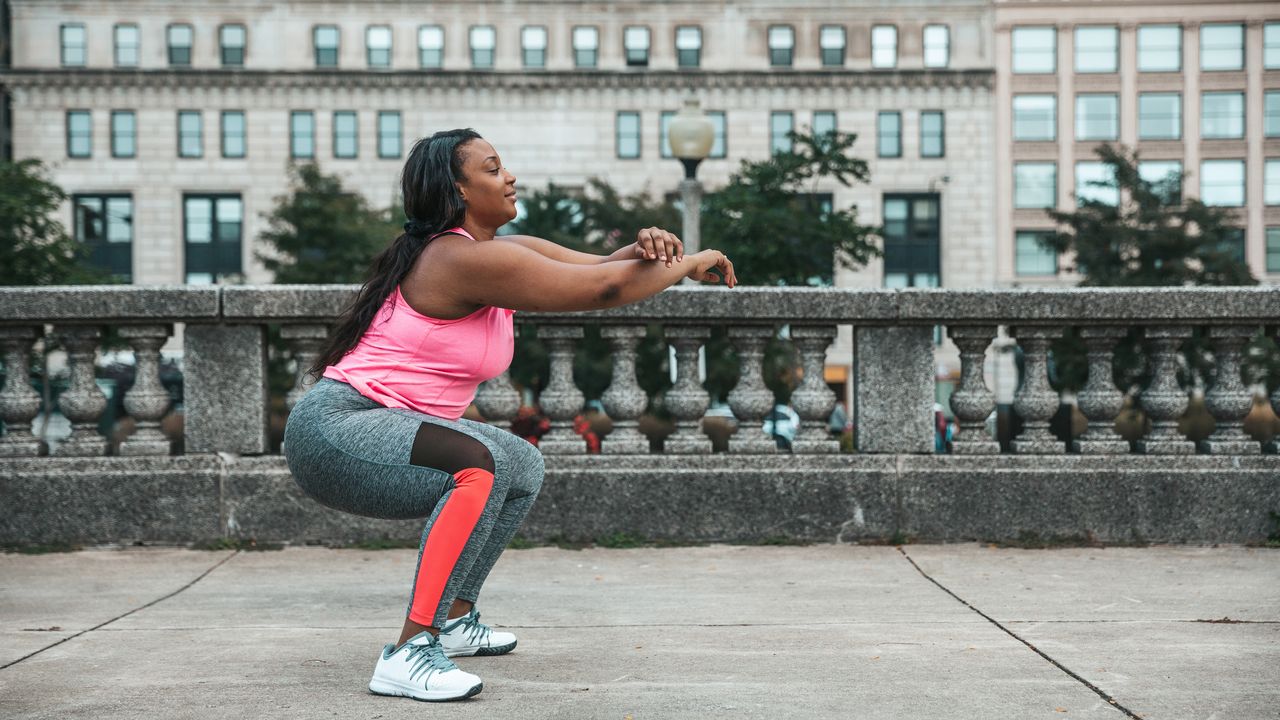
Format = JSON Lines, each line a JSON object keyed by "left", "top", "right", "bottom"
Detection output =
{"left": 428, "top": 226, "right": 475, "bottom": 242}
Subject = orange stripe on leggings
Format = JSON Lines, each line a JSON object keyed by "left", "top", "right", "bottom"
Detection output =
{"left": 408, "top": 467, "right": 494, "bottom": 627}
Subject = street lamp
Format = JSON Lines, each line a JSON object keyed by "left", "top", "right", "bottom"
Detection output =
{"left": 667, "top": 97, "right": 714, "bottom": 260}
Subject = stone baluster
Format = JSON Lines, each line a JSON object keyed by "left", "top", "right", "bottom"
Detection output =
{"left": 0, "top": 326, "right": 47, "bottom": 457}
{"left": 662, "top": 326, "right": 712, "bottom": 454}
{"left": 1073, "top": 326, "right": 1131, "bottom": 454}
{"left": 118, "top": 325, "right": 173, "bottom": 456}
{"left": 281, "top": 324, "right": 329, "bottom": 412}
{"left": 790, "top": 325, "right": 839, "bottom": 454}
{"left": 1199, "top": 325, "right": 1260, "bottom": 455}
{"left": 536, "top": 325, "right": 586, "bottom": 454}
{"left": 1135, "top": 326, "right": 1195, "bottom": 454}
{"left": 600, "top": 325, "right": 650, "bottom": 454}
{"left": 1010, "top": 326, "right": 1065, "bottom": 454}
{"left": 54, "top": 326, "right": 108, "bottom": 456}
{"left": 1271, "top": 325, "right": 1280, "bottom": 455}
{"left": 726, "top": 325, "right": 778, "bottom": 454}
{"left": 947, "top": 325, "right": 999, "bottom": 454}
{"left": 475, "top": 371, "right": 522, "bottom": 428}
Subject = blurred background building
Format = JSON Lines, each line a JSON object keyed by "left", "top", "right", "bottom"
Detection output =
{"left": 1, "top": 0, "right": 1277, "bottom": 411}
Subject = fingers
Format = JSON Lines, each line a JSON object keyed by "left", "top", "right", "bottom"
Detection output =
{"left": 637, "top": 227, "right": 684, "bottom": 265}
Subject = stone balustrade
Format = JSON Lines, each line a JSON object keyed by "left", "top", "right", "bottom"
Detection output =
{"left": 1, "top": 284, "right": 1278, "bottom": 546}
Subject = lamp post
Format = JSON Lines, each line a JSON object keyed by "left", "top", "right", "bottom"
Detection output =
{"left": 667, "top": 97, "right": 715, "bottom": 268}
{"left": 666, "top": 97, "right": 715, "bottom": 385}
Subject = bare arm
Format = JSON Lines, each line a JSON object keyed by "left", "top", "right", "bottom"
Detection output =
{"left": 502, "top": 227, "right": 685, "bottom": 266}
{"left": 432, "top": 235, "right": 728, "bottom": 313}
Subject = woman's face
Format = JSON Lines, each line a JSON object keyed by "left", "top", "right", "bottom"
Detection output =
{"left": 456, "top": 139, "right": 518, "bottom": 227}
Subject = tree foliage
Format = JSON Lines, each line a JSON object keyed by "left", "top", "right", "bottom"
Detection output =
{"left": 703, "top": 128, "right": 881, "bottom": 286}
{"left": 256, "top": 162, "right": 402, "bottom": 284}
{"left": 0, "top": 159, "right": 107, "bottom": 286}
{"left": 1038, "top": 144, "right": 1271, "bottom": 394}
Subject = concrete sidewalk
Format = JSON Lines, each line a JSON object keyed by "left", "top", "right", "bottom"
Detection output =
{"left": 1, "top": 543, "right": 1276, "bottom": 719}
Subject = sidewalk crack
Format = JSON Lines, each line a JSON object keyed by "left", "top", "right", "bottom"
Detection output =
{"left": 897, "top": 546, "right": 1142, "bottom": 719}
{"left": 1, "top": 550, "right": 241, "bottom": 670}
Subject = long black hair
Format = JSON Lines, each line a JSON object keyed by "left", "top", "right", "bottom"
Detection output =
{"left": 309, "top": 128, "right": 482, "bottom": 378}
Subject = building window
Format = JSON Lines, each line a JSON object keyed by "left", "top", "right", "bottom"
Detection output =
{"left": 1075, "top": 26, "right": 1118, "bottom": 73}
{"left": 659, "top": 111, "right": 674, "bottom": 158}
{"left": 291, "top": 111, "right": 315, "bottom": 159}
{"left": 519, "top": 26, "right": 546, "bottom": 68}
{"left": 573, "top": 26, "right": 598, "bottom": 68}
{"left": 415, "top": 26, "right": 444, "bottom": 69}
{"left": 184, "top": 195, "right": 242, "bottom": 285}
{"left": 820, "top": 25, "right": 845, "bottom": 66}
{"left": 1075, "top": 162, "right": 1118, "bottom": 206}
{"left": 1138, "top": 160, "right": 1182, "bottom": 205}
{"left": 74, "top": 195, "right": 134, "bottom": 282}
{"left": 877, "top": 111, "right": 901, "bottom": 158}
{"left": 168, "top": 24, "right": 193, "bottom": 67}
{"left": 708, "top": 110, "right": 727, "bottom": 158}
{"left": 1268, "top": 92, "right": 1280, "bottom": 138}
{"left": 813, "top": 110, "right": 836, "bottom": 139}
{"left": 1200, "top": 160, "right": 1245, "bottom": 206}
{"left": 1013, "top": 94, "right": 1056, "bottom": 141}
{"left": 1012, "top": 26, "right": 1056, "bottom": 74}
{"left": 114, "top": 24, "right": 139, "bottom": 67}
{"left": 1267, "top": 23, "right": 1280, "bottom": 70}
{"left": 871, "top": 25, "right": 897, "bottom": 68}
{"left": 1138, "top": 93, "right": 1181, "bottom": 140}
{"left": 920, "top": 111, "right": 944, "bottom": 158}
{"left": 1200, "top": 24, "right": 1244, "bottom": 71}
{"left": 221, "top": 111, "right": 245, "bottom": 158}
{"left": 1266, "top": 159, "right": 1280, "bottom": 206}
{"left": 1075, "top": 94, "right": 1118, "bottom": 141}
{"left": 333, "top": 111, "right": 357, "bottom": 158}
{"left": 624, "top": 26, "right": 650, "bottom": 66}
{"left": 768, "top": 25, "right": 794, "bottom": 67}
{"left": 111, "top": 111, "right": 135, "bottom": 158}
{"left": 220, "top": 24, "right": 246, "bottom": 66}
{"left": 471, "top": 25, "right": 495, "bottom": 68}
{"left": 1267, "top": 227, "right": 1280, "bottom": 273}
{"left": 66, "top": 110, "right": 91, "bottom": 158}
{"left": 178, "top": 111, "right": 202, "bottom": 158}
{"left": 378, "top": 111, "right": 401, "bottom": 159}
{"left": 616, "top": 112, "right": 640, "bottom": 159}
{"left": 923, "top": 25, "right": 949, "bottom": 68}
{"left": 1137, "top": 25, "right": 1181, "bottom": 72}
{"left": 676, "top": 26, "right": 701, "bottom": 68}
{"left": 1015, "top": 231, "right": 1057, "bottom": 276}
{"left": 367, "top": 25, "right": 392, "bottom": 68}
{"left": 883, "top": 195, "right": 941, "bottom": 288}
{"left": 315, "top": 25, "right": 339, "bottom": 67}
{"left": 61, "top": 24, "right": 86, "bottom": 67}
{"left": 1220, "top": 228, "right": 1246, "bottom": 264}
{"left": 771, "top": 111, "right": 794, "bottom": 153}
{"left": 1014, "top": 162, "right": 1056, "bottom": 208}
{"left": 1201, "top": 92, "right": 1244, "bottom": 139}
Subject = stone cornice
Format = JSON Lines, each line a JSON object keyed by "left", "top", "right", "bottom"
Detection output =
{"left": 0, "top": 67, "right": 995, "bottom": 92}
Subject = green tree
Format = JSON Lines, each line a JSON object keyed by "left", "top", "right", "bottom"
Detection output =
{"left": 0, "top": 159, "right": 108, "bottom": 286}
{"left": 256, "top": 162, "right": 401, "bottom": 283}
{"left": 702, "top": 128, "right": 881, "bottom": 286}
{"left": 1037, "top": 143, "right": 1271, "bottom": 395}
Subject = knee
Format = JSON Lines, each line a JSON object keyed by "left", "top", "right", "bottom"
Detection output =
{"left": 514, "top": 444, "right": 545, "bottom": 496}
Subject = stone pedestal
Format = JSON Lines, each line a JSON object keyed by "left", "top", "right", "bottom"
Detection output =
{"left": 600, "top": 325, "right": 650, "bottom": 454}
{"left": 854, "top": 326, "right": 934, "bottom": 454}
{"left": 663, "top": 326, "right": 712, "bottom": 454}
{"left": 727, "top": 326, "right": 778, "bottom": 454}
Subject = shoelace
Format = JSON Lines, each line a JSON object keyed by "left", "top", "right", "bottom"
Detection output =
{"left": 450, "top": 611, "right": 492, "bottom": 646}
{"left": 404, "top": 638, "right": 458, "bottom": 682}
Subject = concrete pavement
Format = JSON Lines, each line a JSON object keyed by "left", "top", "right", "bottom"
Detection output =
{"left": 1, "top": 542, "right": 1277, "bottom": 719}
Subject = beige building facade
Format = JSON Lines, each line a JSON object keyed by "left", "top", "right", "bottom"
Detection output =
{"left": 993, "top": 0, "right": 1280, "bottom": 286}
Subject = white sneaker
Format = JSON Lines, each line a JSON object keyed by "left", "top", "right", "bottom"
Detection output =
{"left": 438, "top": 609, "right": 518, "bottom": 658}
{"left": 368, "top": 631, "right": 483, "bottom": 702}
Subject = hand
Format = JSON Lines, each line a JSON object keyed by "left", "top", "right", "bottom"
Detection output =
{"left": 687, "top": 250, "right": 737, "bottom": 288}
{"left": 633, "top": 227, "right": 684, "bottom": 267}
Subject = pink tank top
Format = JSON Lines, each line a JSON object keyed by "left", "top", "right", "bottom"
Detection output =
{"left": 322, "top": 228, "right": 515, "bottom": 420}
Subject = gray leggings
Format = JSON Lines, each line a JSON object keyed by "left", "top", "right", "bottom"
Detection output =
{"left": 284, "top": 378, "right": 544, "bottom": 628}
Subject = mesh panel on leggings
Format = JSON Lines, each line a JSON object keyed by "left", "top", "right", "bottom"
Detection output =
{"left": 408, "top": 422, "right": 496, "bottom": 475}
